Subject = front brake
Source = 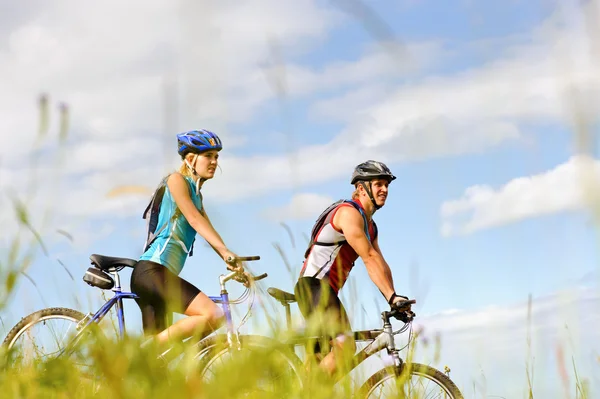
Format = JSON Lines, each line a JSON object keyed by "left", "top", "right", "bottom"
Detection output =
{"left": 396, "top": 310, "right": 415, "bottom": 323}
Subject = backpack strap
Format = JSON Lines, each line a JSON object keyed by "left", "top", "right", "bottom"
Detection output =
{"left": 303, "top": 199, "right": 371, "bottom": 258}
{"left": 372, "top": 220, "right": 378, "bottom": 242}
{"left": 142, "top": 174, "right": 196, "bottom": 256}
{"left": 142, "top": 175, "right": 170, "bottom": 253}
{"left": 188, "top": 188, "right": 202, "bottom": 257}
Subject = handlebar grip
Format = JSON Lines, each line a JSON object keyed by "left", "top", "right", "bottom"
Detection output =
{"left": 252, "top": 273, "right": 268, "bottom": 281}
{"left": 227, "top": 255, "right": 261, "bottom": 262}
{"left": 237, "top": 256, "right": 260, "bottom": 261}
{"left": 392, "top": 299, "right": 416, "bottom": 310}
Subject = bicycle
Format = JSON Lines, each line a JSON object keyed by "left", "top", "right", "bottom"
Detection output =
{"left": 2, "top": 253, "right": 303, "bottom": 391}
{"left": 4, "top": 253, "right": 463, "bottom": 398}
{"left": 248, "top": 286, "right": 465, "bottom": 398}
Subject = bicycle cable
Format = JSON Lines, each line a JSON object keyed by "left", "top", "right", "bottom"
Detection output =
{"left": 392, "top": 322, "right": 411, "bottom": 336}
{"left": 392, "top": 322, "right": 414, "bottom": 352}
{"left": 236, "top": 282, "right": 256, "bottom": 334}
{"left": 229, "top": 287, "right": 251, "bottom": 304}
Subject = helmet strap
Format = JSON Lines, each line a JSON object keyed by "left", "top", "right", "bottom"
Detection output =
{"left": 183, "top": 154, "right": 202, "bottom": 194}
{"left": 185, "top": 154, "right": 206, "bottom": 194}
{"left": 360, "top": 181, "right": 382, "bottom": 211}
{"left": 184, "top": 155, "right": 196, "bottom": 175}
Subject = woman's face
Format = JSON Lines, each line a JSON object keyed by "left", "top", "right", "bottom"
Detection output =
{"left": 191, "top": 150, "right": 219, "bottom": 179}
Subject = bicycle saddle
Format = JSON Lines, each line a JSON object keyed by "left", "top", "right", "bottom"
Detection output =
{"left": 90, "top": 254, "right": 137, "bottom": 271}
{"left": 267, "top": 287, "right": 296, "bottom": 304}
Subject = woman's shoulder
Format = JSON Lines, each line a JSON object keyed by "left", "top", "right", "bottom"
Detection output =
{"left": 166, "top": 172, "right": 197, "bottom": 195}
{"left": 166, "top": 172, "right": 194, "bottom": 185}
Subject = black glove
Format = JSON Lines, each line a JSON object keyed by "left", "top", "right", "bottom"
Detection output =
{"left": 387, "top": 292, "right": 409, "bottom": 306}
{"left": 396, "top": 309, "right": 416, "bottom": 323}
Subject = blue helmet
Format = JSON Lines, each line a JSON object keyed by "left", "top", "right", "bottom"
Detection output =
{"left": 177, "top": 129, "right": 223, "bottom": 158}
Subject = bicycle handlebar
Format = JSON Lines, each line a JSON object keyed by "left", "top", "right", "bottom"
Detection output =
{"left": 220, "top": 267, "right": 268, "bottom": 305}
{"left": 252, "top": 273, "right": 268, "bottom": 281}
{"left": 389, "top": 299, "right": 417, "bottom": 323}
{"left": 221, "top": 255, "right": 266, "bottom": 287}
{"left": 392, "top": 299, "right": 416, "bottom": 310}
{"left": 232, "top": 271, "right": 268, "bottom": 285}
{"left": 220, "top": 253, "right": 267, "bottom": 288}
{"left": 226, "top": 255, "right": 261, "bottom": 263}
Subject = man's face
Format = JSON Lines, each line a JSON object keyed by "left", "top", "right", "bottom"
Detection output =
{"left": 370, "top": 178, "right": 390, "bottom": 207}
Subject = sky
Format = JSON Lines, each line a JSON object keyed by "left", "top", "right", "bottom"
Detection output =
{"left": 1, "top": 0, "right": 600, "bottom": 397}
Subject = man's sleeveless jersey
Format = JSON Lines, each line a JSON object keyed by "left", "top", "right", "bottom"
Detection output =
{"left": 299, "top": 200, "right": 376, "bottom": 293}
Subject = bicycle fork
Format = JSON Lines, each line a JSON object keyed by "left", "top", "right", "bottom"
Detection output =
{"left": 381, "top": 311, "right": 403, "bottom": 373}
{"left": 218, "top": 275, "right": 242, "bottom": 351}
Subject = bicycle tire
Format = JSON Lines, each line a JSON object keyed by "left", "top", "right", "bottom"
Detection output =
{"left": 3, "top": 307, "right": 86, "bottom": 350}
{"left": 358, "top": 363, "right": 464, "bottom": 399}
{"left": 194, "top": 334, "right": 304, "bottom": 394}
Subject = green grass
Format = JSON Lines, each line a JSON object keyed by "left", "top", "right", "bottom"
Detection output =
{"left": 0, "top": 324, "right": 375, "bottom": 399}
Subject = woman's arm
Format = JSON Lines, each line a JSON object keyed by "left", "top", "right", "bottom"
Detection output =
{"left": 200, "top": 207, "right": 231, "bottom": 259}
{"left": 167, "top": 173, "right": 236, "bottom": 261}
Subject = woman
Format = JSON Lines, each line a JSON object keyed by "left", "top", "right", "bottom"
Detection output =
{"left": 131, "top": 129, "right": 238, "bottom": 347}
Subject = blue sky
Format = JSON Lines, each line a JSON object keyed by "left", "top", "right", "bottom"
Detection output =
{"left": 1, "top": 0, "right": 600, "bottom": 397}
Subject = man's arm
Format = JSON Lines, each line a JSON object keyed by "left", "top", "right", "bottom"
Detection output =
{"left": 333, "top": 206, "right": 396, "bottom": 302}
{"left": 372, "top": 237, "right": 395, "bottom": 289}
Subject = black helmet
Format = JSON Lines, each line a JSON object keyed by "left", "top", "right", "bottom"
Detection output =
{"left": 351, "top": 160, "right": 396, "bottom": 185}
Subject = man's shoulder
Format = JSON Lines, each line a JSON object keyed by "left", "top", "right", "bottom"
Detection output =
{"left": 333, "top": 201, "right": 364, "bottom": 224}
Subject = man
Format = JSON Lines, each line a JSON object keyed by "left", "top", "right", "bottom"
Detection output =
{"left": 294, "top": 160, "right": 411, "bottom": 377}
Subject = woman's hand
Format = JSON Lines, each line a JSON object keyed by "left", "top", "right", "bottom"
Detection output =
{"left": 222, "top": 250, "right": 242, "bottom": 271}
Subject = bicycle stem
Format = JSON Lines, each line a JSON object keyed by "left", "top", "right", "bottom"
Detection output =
{"left": 219, "top": 270, "right": 238, "bottom": 290}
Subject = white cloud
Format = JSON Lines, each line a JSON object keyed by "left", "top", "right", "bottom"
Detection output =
{"left": 440, "top": 155, "right": 600, "bottom": 236}
{"left": 267, "top": 193, "right": 335, "bottom": 221}
{"left": 0, "top": 0, "right": 340, "bottom": 156}
{"left": 201, "top": 115, "right": 522, "bottom": 203}
{"left": 0, "top": 0, "right": 341, "bottom": 240}
{"left": 272, "top": 40, "right": 444, "bottom": 99}
{"left": 411, "top": 285, "right": 600, "bottom": 398}
{"left": 200, "top": 1, "right": 600, "bottom": 202}
{"left": 4, "top": 1, "right": 600, "bottom": 244}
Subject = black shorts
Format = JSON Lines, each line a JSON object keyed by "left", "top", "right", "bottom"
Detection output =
{"left": 293, "top": 276, "right": 351, "bottom": 354}
{"left": 130, "top": 260, "right": 201, "bottom": 335}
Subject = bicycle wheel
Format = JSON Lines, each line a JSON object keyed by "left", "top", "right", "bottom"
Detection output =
{"left": 3, "top": 307, "right": 97, "bottom": 368}
{"left": 194, "top": 334, "right": 304, "bottom": 396}
{"left": 358, "top": 363, "right": 464, "bottom": 399}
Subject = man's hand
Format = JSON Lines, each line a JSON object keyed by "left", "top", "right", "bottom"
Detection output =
{"left": 390, "top": 295, "right": 416, "bottom": 323}
{"left": 390, "top": 294, "right": 413, "bottom": 311}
